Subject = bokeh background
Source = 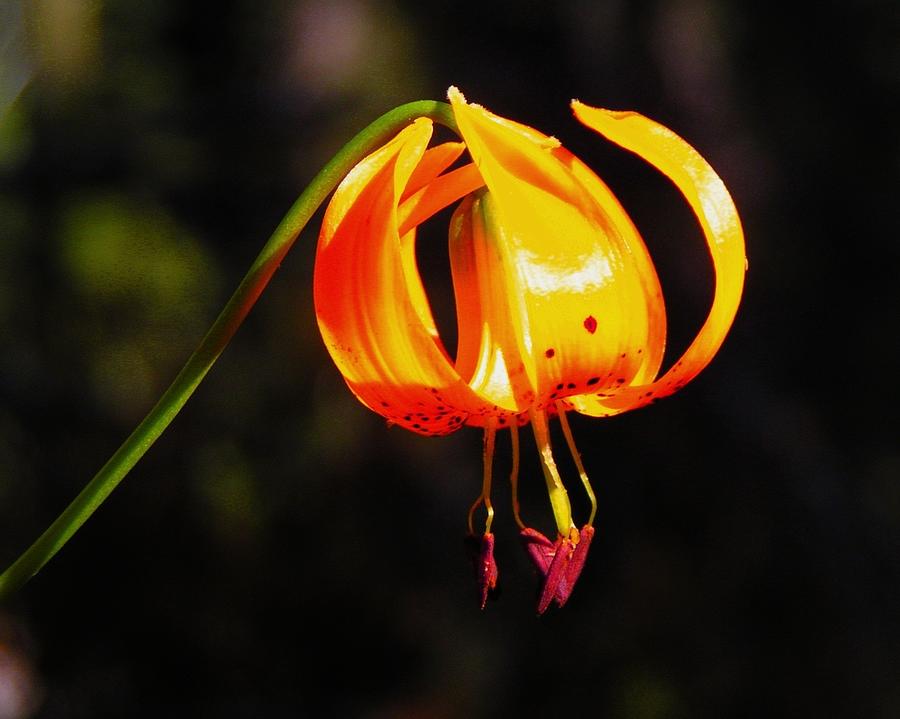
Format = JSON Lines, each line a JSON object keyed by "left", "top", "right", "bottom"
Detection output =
{"left": 1, "top": 0, "right": 898, "bottom": 717}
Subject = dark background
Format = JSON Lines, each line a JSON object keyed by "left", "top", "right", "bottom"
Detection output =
{"left": 1, "top": 1, "right": 898, "bottom": 717}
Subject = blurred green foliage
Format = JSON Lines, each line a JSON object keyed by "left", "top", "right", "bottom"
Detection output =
{"left": 56, "top": 193, "right": 220, "bottom": 415}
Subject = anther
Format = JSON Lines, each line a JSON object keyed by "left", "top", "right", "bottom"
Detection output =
{"left": 464, "top": 532, "right": 499, "bottom": 609}
{"left": 466, "top": 422, "right": 500, "bottom": 609}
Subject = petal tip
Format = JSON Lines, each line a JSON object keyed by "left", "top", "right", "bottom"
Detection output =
{"left": 410, "top": 116, "right": 434, "bottom": 131}
{"left": 447, "top": 85, "right": 465, "bottom": 104}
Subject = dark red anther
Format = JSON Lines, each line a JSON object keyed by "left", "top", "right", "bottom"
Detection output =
{"left": 520, "top": 525, "right": 595, "bottom": 614}
{"left": 519, "top": 526, "right": 555, "bottom": 575}
{"left": 465, "top": 533, "right": 499, "bottom": 609}
{"left": 556, "top": 524, "right": 594, "bottom": 608}
{"left": 537, "top": 535, "right": 572, "bottom": 613}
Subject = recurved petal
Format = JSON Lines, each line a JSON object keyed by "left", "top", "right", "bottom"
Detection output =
{"left": 401, "top": 141, "right": 466, "bottom": 201}
{"left": 448, "top": 88, "right": 665, "bottom": 409}
{"left": 567, "top": 103, "right": 747, "bottom": 415}
{"left": 314, "top": 118, "right": 495, "bottom": 435}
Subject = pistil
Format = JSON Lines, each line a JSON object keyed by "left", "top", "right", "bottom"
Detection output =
{"left": 529, "top": 408, "right": 574, "bottom": 537}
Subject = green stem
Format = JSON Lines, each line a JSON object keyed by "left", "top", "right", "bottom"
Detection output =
{"left": 0, "top": 100, "right": 457, "bottom": 601}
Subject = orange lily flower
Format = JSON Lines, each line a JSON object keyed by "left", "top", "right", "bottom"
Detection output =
{"left": 314, "top": 87, "right": 746, "bottom": 612}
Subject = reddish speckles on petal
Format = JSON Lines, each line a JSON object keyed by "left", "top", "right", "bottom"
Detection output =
{"left": 583, "top": 315, "right": 597, "bottom": 334}
{"left": 544, "top": 348, "right": 556, "bottom": 358}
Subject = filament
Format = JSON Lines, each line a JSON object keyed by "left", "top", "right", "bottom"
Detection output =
{"left": 556, "top": 402, "right": 597, "bottom": 526}
{"left": 508, "top": 422, "right": 524, "bottom": 529}
{"left": 467, "top": 422, "right": 497, "bottom": 534}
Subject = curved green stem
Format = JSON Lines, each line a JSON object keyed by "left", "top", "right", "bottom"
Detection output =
{"left": 0, "top": 100, "right": 457, "bottom": 601}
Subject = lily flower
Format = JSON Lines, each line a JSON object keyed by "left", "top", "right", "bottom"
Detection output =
{"left": 313, "top": 87, "right": 746, "bottom": 612}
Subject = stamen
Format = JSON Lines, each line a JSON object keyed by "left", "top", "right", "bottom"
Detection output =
{"left": 529, "top": 408, "right": 574, "bottom": 537}
{"left": 508, "top": 423, "right": 524, "bottom": 529}
{"left": 467, "top": 422, "right": 497, "bottom": 535}
{"left": 556, "top": 402, "right": 598, "bottom": 526}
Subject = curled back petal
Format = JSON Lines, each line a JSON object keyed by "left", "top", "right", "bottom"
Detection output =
{"left": 314, "top": 119, "right": 495, "bottom": 435}
{"left": 402, "top": 141, "right": 467, "bottom": 201}
{"left": 448, "top": 88, "right": 665, "bottom": 410}
{"left": 568, "top": 103, "right": 747, "bottom": 415}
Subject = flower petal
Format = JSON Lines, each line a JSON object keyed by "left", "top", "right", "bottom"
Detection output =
{"left": 448, "top": 88, "right": 665, "bottom": 409}
{"left": 314, "top": 118, "right": 495, "bottom": 435}
{"left": 450, "top": 192, "right": 531, "bottom": 415}
{"left": 402, "top": 141, "right": 466, "bottom": 200}
{"left": 567, "top": 103, "right": 747, "bottom": 415}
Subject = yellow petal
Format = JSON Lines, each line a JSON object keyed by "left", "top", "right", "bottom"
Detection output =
{"left": 568, "top": 103, "right": 747, "bottom": 415}
{"left": 448, "top": 88, "right": 665, "bottom": 409}
{"left": 314, "top": 118, "right": 495, "bottom": 435}
{"left": 449, "top": 192, "right": 531, "bottom": 416}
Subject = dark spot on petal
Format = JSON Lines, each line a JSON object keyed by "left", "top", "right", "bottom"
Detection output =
{"left": 616, "top": 378, "right": 625, "bottom": 384}
{"left": 556, "top": 383, "right": 564, "bottom": 390}
{"left": 586, "top": 377, "right": 600, "bottom": 386}
{"left": 545, "top": 348, "right": 556, "bottom": 358}
{"left": 566, "top": 382, "right": 576, "bottom": 389}
{"left": 583, "top": 315, "right": 597, "bottom": 334}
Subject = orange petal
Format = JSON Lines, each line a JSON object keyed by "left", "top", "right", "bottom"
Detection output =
{"left": 448, "top": 88, "right": 665, "bottom": 409}
{"left": 402, "top": 141, "right": 466, "bottom": 201}
{"left": 314, "top": 118, "right": 495, "bottom": 435}
{"left": 397, "top": 162, "right": 484, "bottom": 236}
{"left": 568, "top": 103, "right": 747, "bottom": 415}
